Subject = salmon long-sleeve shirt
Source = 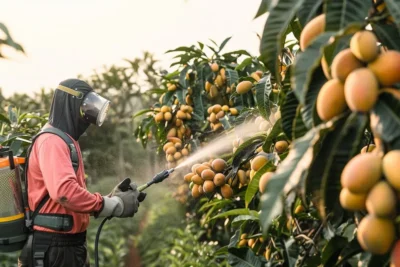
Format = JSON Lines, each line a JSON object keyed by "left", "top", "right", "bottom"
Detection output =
{"left": 27, "top": 132, "right": 104, "bottom": 234}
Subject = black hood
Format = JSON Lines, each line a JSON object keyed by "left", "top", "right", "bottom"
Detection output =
{"left": 48, "top": 79, "right": 93, "bottom": 140}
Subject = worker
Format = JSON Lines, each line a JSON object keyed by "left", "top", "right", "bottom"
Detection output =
{"left": 18, "top": 78, "right": 144, "bottom": 267}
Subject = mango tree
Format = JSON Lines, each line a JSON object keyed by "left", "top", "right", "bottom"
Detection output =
{"left": 135, "top": 0, "right": 400, "bottom": 266}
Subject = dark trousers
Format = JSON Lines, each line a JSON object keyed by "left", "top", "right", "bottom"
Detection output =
{"left": 18, "top": 231, "right": 90, "bottom": 267}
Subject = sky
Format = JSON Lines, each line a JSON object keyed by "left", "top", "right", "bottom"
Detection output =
{"left": 0, "top": 0, "right": 266, "bottom": 98}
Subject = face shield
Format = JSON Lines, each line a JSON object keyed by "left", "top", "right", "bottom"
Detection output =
{"left": 57, "top": 85, "right": 110, "bottom": 127}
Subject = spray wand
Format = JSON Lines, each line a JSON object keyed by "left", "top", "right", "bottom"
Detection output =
{"left": 94, "top": 168, "right": 175, "bottom": 267}
{"left": 137, "top": 168, "right": 175, "bottom": 192}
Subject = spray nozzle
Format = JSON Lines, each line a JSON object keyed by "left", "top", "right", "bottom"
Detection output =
{"left": 152, "top": 168, "right": 175, "bottom": 183}
{"left": 137, "top": 168, "right": 175, "bottom": 192}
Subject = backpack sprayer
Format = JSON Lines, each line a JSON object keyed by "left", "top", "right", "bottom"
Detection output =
{"left": 0, "top": 143, "right": 174, "bottom": 266}
{"left": 94, "top": 168, "right": 175, "bottom": 267}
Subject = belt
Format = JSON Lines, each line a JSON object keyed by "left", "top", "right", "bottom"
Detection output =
{"left": 33, "top": 213, "right": 74, "bottom": 232}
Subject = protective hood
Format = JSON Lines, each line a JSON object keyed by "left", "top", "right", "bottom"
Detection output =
{"left": 48, "top": 79, "right": 93, "bottom": 140}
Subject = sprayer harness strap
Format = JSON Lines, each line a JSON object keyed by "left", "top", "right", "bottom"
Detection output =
{"left": 25, "top": 127, "right": 79, "bottom": 230}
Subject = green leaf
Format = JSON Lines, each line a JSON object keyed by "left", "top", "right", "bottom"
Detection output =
{"left": 371, "top": 22, "right": 400, "bottom": 51}
{"left": 289, "top": 18, "right": 303, "bottom": 41}
{"left": 325, "top": 0, "right": 371, "bottom": 32}
{"left": 300, "top": 66, "right": 327, "bottom": 129}
{"left": 260, "top": 0, "right": 305, "bottom": 81}
{"left": 133, "top": 109, "right": 153, "bottom": 119}
{"left": 254, "top": 0, "right": 270, "bottom": 19}
{"left": 209, "top": 208, "right": 259, "bottom": 221}
{"left": 359, "top": 252, "right": 390, "bottom": 267}
{"left": 245, "top": 159, "right": 276, "bottom": 207}
{"left": 282, "top": 238, "right": 299, "bottom": 266}
{"left": 215, "top": 246, "right": 229, "bottom": 256}
{"left": 227, "top": 247, "right": 266, "bottom": 267}
{"left": 336, "top": 237, "right": 363, "bottom": 266}
{"left": 322, "top": 236, "right": 349, "bottom": 265}
{"left": 8, "top": 106, "right": 18, "bottom": 124}
{"left": 292, "top": 105, "right": 308, "bottom": 139}
{"left": 10, "top": 140, "right": 22, "bottom": 156}
{"left": 209, "top": 39, "right": 218, "bottom": 47}
{"left": 165, "top": 46, "right": 197, "bottom": 54}
{"left": 235, "top": 58, "right": 253, "bottom": 71}
{"left": 262, "top": 118, "right": 283, "bottom": 153}
{"left": 198, "top": 42, "right": 204, "bottom": 50}
{"left": 226, "top": 69, "right": 239, "bottom": 86}
{"left": 17, "top": 112, "right": 28, "bottom": 124}
{"left": 371, "top": 92, "right": 400, "bottom": 148}
{"left": 260, "top": 119, "right": 338, "bottom": 235}
{"left": 223, "top": 50, "right": 252, "bottom": 58}
{"left": 219, "top": 37, "right": 232, "bottom": 53}
{"left": 163, "top": 70, "right": 180, "bottom": 80}
{"left": 199, "top": 198, "right": 232, "bottom": 212}
{"left": 176, "top": 88, "right": 185, "bottom": 104}
{"left": 229, "top": 134, "right": 266, "bottom": 170}
{"left": 320, "top": 112, "right": 367, "bottom": 219}
{"left": 207, "top": 45, "right": 219, "bottom": 55}
{"left": 255, "top": 72, "right": 273, "bottom": 121}
{"left": 192, "top": 82, "right": 205, "bottom": 121}
{"left": 296, "top": 0, "right": 323, "bottom": 27}
{"left": 231, "top": 215, "right": 259, "bottom": 228}
{"left": 161, "top": 90, "right": 175, "bottom": 106}
{"left": 229, "top": 229, "right": 241, "bottom": 248}
{"left": 292, "top": 32, "right": 332, "bottom": 104}
{"left": 0, "top": 113, "right": 11, "bottom": 125}
{"left": 136, "top": 116, "right": 155, "bottom": 148}
{"left": 179, "top": 65, "right": 190, "bottom": 89}
{"left": 281, "top": 91, "right": 299, "bottom": 140}
{"left": 0, "top": 23, "right": 24, "bottom": 54}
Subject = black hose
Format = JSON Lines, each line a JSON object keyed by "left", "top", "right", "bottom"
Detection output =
{"left": 93, "top": 169, "right": 173, "bottom": 267}
{"left": 94, "top": 216, "right": 112, "bottom": 267}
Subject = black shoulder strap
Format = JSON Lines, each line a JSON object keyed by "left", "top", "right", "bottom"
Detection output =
{"left": 39, "top": 128, "right": 79, "bottom": 172}
{"left": 24, "top": 127, "right": 80, "bottom": 229}
{"left": 39, "top": 127, "right": 79, "bottom": 173}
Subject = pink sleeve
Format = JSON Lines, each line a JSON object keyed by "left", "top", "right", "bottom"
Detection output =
{"left": 37, "top": 136, "right": 104, "bottom": 213}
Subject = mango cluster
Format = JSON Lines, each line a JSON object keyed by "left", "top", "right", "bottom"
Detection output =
{"left": 184, "top": 158, "right": 234, "bottom": 199}
{"left": 238, "top": 233, "right": 264, "bottom": 248}
{"left": 163, "top": 137, "right": 192, "bottom": 168}
{"left": 154, "top": 104, "right": 193, "bottom": 141}
{"left": 205, "top": 63, "right": 228, "bottom": 98}
{"left": 299, "top": 13, "right": 400, "bottom": 120}
{"left": 207, "top": 104, "right": 238, "bottom": 131}
{"left": 318, "top": 30, "right": 400, "bottom": 120}
{"left": 340, "top": 149, "right": 400, "bottom": 256}
{"left": 238, "top": 232, "right": 277, "bottom": 261}
{"left": 317, "top": 30, "right": 400, "bottom": 120}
